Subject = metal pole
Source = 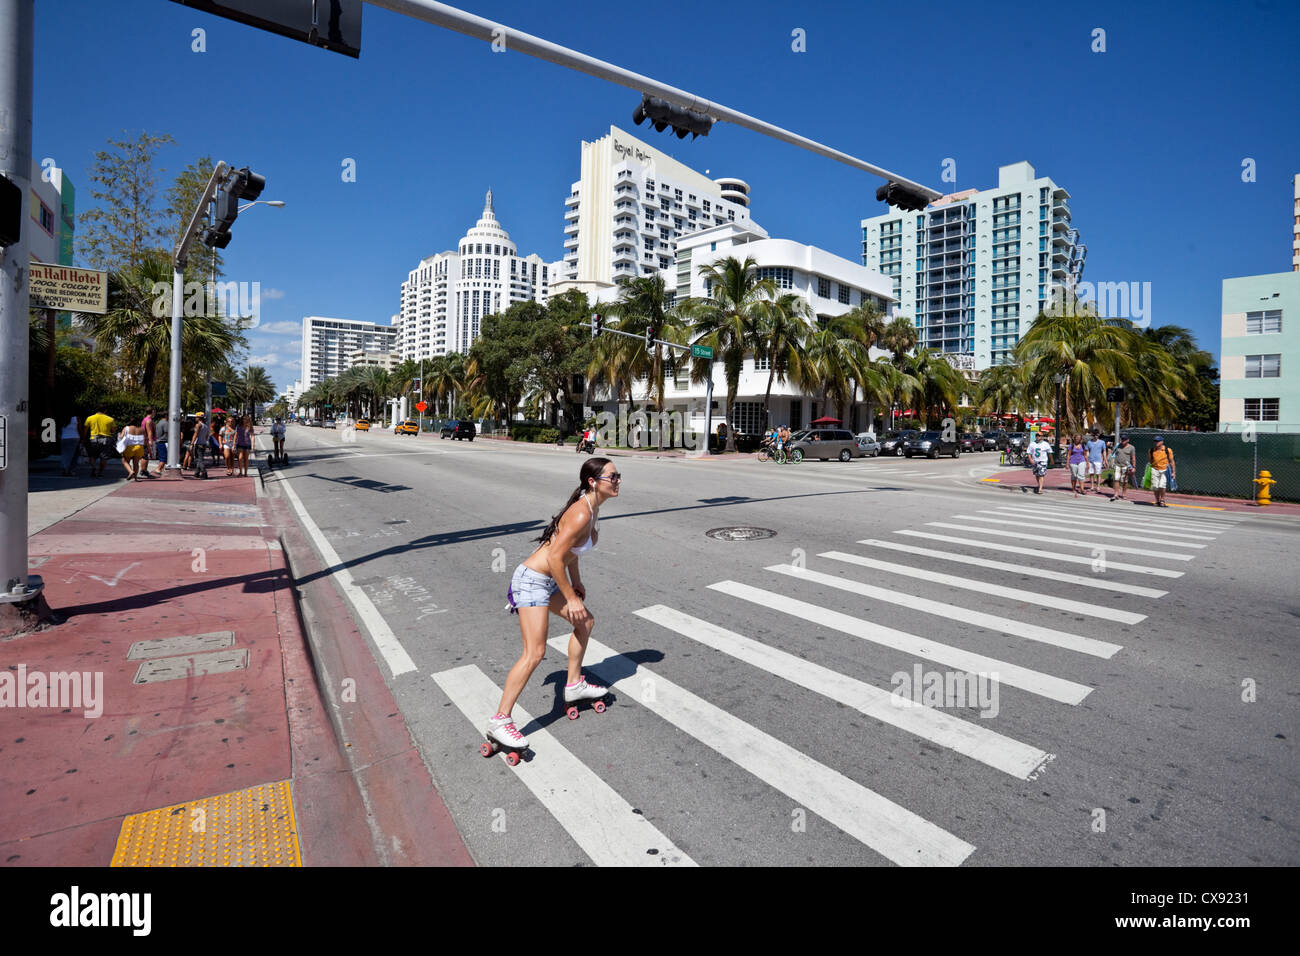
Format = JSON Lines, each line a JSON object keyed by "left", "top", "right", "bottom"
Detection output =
{"left": 0, "top": 0, "right": 41, "bottom": 605}
{"left": 364, "top": 0, "right": 942, "bottom": 201}
{"left": 166, "top": 263, "right": 183, "bottom": 469}
{"left": 702, "top": 361, "right": 714, "bottom": 456}
{"left": 1053, "top": 381, "right": 1063, "bottom": 468}
{"left": 418, "top": 357, "right": 423, "bottom": 435}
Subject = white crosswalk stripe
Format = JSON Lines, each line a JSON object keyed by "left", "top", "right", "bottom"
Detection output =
{"left": 950, "top": 514, "right": 1206, "bottom": 550}
{"left": 986, "top": 504, "right": 1235, "bottom": 534}
{"left": 710, "top": 580, "right": 1095, "bottom": 704}
{"left": 545, "top": 635, "right": 976, "bottom": 866}
{"left": 979, "top": 507, "right": 1222, "bottom": 540}
{"left": 635, "top": 605, "right": 1054, "bottom": 779}
{"left": 767, "top": 563, "right": 1122, "bottom": 658}
{"left": 857, "top": 538, "right": 1168, "bottom": 598}
{"left": 1008, "top": 503, "right": 1241, "bottom": 530}
{"left": 894, "top": 530, "right": 1184, "bottom": 577}
{"left": 819, "top": 551, "right": 1147, "bottom": 624}
{"left": 925, "top": 522, "right": 1196, "bottom": 561}
{"left": 432, "top": 665, "right": 696, "bottom": 866}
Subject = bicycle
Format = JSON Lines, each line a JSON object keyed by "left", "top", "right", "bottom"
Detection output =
{"left": 757, "top": 442, "right": 787, "bottom": 464}
{"left": 999, "top": 448, "right": 1026, "bottom": 466}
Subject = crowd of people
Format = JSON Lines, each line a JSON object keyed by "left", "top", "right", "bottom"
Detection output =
{"left": 1025, "top": 429, "right": 1175, "bottom": 505}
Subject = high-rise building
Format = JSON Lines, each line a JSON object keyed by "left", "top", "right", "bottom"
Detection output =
{"left": 554, "top": 126, "right": 758, "bottom": 296}
{"left": 397, "top": 190, "right": 551, "bottom": 360}
{"left": 1292, "top": 173, "right": 1299, "bottom": 272}
{"left": 300, "top": 316, "right": 399, "bottom": 388}
{"left": 861, "top": 161, "right": 1085, "bottom": 369}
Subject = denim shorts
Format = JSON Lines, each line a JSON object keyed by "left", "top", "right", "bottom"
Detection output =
{"left": 508, "top": 564, "right": 558, "bottom": 612}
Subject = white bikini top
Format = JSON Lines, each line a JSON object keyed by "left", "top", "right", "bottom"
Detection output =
{"left": 570, "top": 494, "right": 598, "bottom": 556}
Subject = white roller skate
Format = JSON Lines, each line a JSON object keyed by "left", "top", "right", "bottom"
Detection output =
{"left": 563, "top": 677, "right": 610, "bottom": 720}
{"left": 481, "top": 714, "right": 528, "bottom": 765}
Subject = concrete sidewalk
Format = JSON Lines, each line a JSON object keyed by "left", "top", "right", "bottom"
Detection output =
{"left": 2, "top": 459, "right": 472, "bottom": 867}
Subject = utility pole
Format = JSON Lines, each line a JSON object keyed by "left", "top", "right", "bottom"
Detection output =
{"left": 0, "top": 0, "right": 41, "bottom": 608}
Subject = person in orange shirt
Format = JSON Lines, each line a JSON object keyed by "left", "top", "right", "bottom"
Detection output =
{"left": 1148, "top": 436, "right": 1176, "bottom": 508}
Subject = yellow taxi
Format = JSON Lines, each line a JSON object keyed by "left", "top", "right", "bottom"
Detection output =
{"left": 395, "top": 419, "right": 419, "bottom": 436}
{"left": 354, "top": 419, "right": 371, "bottom": 431}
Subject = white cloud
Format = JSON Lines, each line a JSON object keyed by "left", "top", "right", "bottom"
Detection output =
{"left": 258, "top": 320, "right": 303, "bottom": 335}
{"left": 284, "top": 359, "right": 302, "bottom": 370}
{"left": 248, "top": 353, "right": 280, "bottom": 366}
{"left": 262, "top": 288, "right": 286, "bottom": 300}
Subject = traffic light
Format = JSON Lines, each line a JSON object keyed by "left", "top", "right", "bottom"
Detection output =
{"left": 632, "top": 94, "right": 713, "bottom": 140}
{"left": 645, "top": 326, "right": 656, "bottom": 350}
{"left": 591, "top": 313, "right": 603, "bottom": 338}
{"left": 875, "top": 181, "right": 931, "bottom": 212}
{"left": 202, "top": 165, "right": 268, "bottom": 248}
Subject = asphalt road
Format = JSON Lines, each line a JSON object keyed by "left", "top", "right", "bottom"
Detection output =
{"left": 260, "top": 423, "right": 1300, "bottom": 867}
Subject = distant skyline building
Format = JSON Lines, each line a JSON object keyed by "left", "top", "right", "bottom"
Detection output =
{"left": 1292, "top": 173, "right": 1299, "bottom": 271}
{"left": 555, "top": 125, "right": 757, "bottom": 296}
{"left": 300, "top": 316, "right": 398, "bottom": 389}
{"left": 397, "top": 190, "right": 551, "bottom": 360}
{"left": 861, "top": 161, "right": 1086, "bottom": 369}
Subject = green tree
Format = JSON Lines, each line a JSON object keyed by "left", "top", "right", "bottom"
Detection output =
{"left": 79, "top": 131, "right": 176, "bottom": 272}
{"left": 754, "top": 292, "right": 810, "bottom": 430}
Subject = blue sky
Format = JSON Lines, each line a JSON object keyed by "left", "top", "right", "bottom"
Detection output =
{"left": 33, "top": 0, "right": 1300, "bottom": 394}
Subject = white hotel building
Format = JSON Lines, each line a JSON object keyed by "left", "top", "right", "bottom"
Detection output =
{"left": 555, "top": 125, "right": 756, "bottom": 295}
{"left": 300, "top": 316, "right": 399, "bottom": 389}
{"left": 397, "top": 191, "right": 553, "bottom": 360}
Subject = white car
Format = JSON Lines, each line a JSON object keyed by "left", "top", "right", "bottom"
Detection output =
{"left": 855, "top": 433, "right": 880, "bottom": 456}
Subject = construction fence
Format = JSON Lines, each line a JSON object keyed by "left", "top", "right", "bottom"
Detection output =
{"left": 1122, "top": 428, "right": 1299, "bottom": 503}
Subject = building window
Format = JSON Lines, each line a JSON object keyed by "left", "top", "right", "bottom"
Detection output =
{"left": 754, "top": 356, "right": 771, "bottom": 371}
{"left": 1244, "top": 398, "right": 1279, "bottom": 421}
{"left": 757, "top": 267, "right": 793, "bottom": 289}
{"left": 1245, "top": 354, "right": 1281, "bottom": 378}
{"left": 817, "top": 276, "right": 831, "bottom": 298}
{"left": 1245, "top": 310, "right": 1282, "bottom": 334}
{"left": 837, "top": 283, "right": 851, "bottom": 304}
{"left": 730, "top": 400, "right": 765, "bottom": 435}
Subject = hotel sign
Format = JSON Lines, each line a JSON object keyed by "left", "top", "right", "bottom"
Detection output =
{"left": 943, "top": 353, "right": 977, "bottom": 371}
{"left": 29, "top": 264, "right": 108, "bottom": 313}
{"left": 613, "top": 139, "right": 653, "bottom": 164}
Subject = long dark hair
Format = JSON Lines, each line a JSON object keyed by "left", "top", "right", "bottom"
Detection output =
{"left": 536, "top": 457, "right": 611, "bottom": 545}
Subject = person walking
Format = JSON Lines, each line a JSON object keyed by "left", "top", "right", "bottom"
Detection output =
{"left": 84, "top": 406, "right": 116, "bottom": 478}
{"left": 185, "top": 413, "right": 210, "bottom": 471}
{"left": 1148, "top": 436, "right": 1176, "bottom": 507}
{"left": 219, "top": 416, "right": 237, "bottom": 476}
{"left": 1067, "top": 435, "right": 1088, "bottom": 497}
{"left": 1085, "top": 430, "right": 1108, "bottom": 493}
{"left": 118, "top": 418, "right": 147, "bottom": 480}
{"left": 270, "top": 417, "right": 286, "bottom": 460}
{"left": 486, "top": 458, "right": 622, "bottom": 753}
{"left": 235, "top": 415, "right": 254, "bottom": 477}
{"left": 60, "top": 414, "right": 83, "bottom": 476}
{"left": 149, "top": 410, "right": 169, "bottom": 477}
{"left": 1026, "top": 430, "right": 1053, "bottom": 494}
{"left": 141, "top": 406, "right": 155, "bottom": 469}
{"left": 1111, "top": 436, "right": 1136, "bottom": 501}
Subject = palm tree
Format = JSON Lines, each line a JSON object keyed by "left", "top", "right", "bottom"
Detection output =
{"left": 684, "top": 256, "right": 777, "bottom": 452}
{"left": 879, "top": 316, "right": 920, "bottom": 365}
{"left": 605, "top": 274, "right": 683, "bottom": 450}
{"left": 903, "top": 349, "right": 967, "bottom": 428}
{"left": 1015, "top": 308, "right": 1135, "bottom": 433}
{"left": 754, "top": 293, "right": 810, "bottom": 429}
{"left": 975, "top": 363, "right": 1026, "bottom": 426}
{"left": 796, "top": 325, "right": 868, "bottom": 425}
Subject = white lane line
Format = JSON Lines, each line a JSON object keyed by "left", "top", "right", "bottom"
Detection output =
{"left": 895, "top": 530, "right": 1184, "bottom": 578}
{"left": 820, "top": 551, "right": 1146, "bottom": 625}
{"left": 767, "top": 563, "right": 1121, "bottom": 658}
{"left": 710, "top": 581, "right": 1094, "bottom": 705}
{"left": 985, "top": 507, "right": 1234, "bottom": 536}
{"left": 980, "top": 507, "right": 1222, "bottom": 540}
{"left": 432, "top": 665, "right": 695, "bottom": 867}
{"left": 1003, "top": 503, "right": 1238, "bottom": 530}
{"left": 279, "top": 477, "right": 417, "bottom": 677}
{"left": 857, "top": 539, "right": 1168, "bottom": 598}
{"left": 548, "top": 635, "right": 975, "bottom": 866}
{"left": 636, "top": 605, "right": 1053, "bottom": 779}
{"left": 925, "top": 523, "right": 1197, "bottom": 561}
{"left": 947, "top": 516, "right": 1205, "bottom": 550}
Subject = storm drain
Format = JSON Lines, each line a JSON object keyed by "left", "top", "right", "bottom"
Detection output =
{"left": 133, "top": 649, "right": 249, "bottom": 684}
{"left": 704, "top": 527, "right": 777, "bottom": 542}
{"left": 127, "top": 631, "right": 234, "bottom": 660}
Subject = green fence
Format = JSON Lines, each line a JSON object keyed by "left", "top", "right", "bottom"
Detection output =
{"left": 1122, "top": 428, "right": 1300, "bottom": 502}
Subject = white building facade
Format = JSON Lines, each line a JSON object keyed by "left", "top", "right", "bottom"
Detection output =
{"left": 555, "top": 126, "right": 757, "bottom": 296}
{"left": 397, "top": 191, "right": 551, "bottom": 360}
{"left": 861, "top": 161, "right": 1085, "bottom": 369}
{"left": 300, "top": 316, "right": 399, "bottom": 388}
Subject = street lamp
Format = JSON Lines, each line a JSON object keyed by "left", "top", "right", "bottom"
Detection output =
{"left": 238, "top": 200, "right": 286, "bottom": 213}
{"left": 1053, "top": 370, "right": 1068, "bottom": 467}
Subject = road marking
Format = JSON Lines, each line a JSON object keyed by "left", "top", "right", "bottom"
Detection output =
{"left": 635, "top": 605, "right": 1053, "bottom": 778}
{"left": 819, "top": 552, "right": 1146, "bottom": 625}
{"left": 87, "top": 561, "right": 141, "bottom": 588}
{"left": 924, "top": 523, "right": 1196, "bottom": 561}
{"left": 981, "top": 507, "right": 1224, "bottom": 539}
{"left": 279, "top": 477, "right": 417, "bottom": 677}
{"left": 768, "top": 564, "right": 1122, "bottom": 658}
{"left": 431, "top": 665, "right": 694, "bottom": 867}
{"left": 981, "top": 478, "right": 1001, "bottom": 483}
{"left": 710, "top": 581, "right": 1094, "bottom": 705}
{"left": 1167, "top": 502, "right": 1226, "bottom": 511}
{"left": 894, "top": 530, "right": 1184, "bottom": 578}
{"left": 994, "top": 502, "right": 1237, "bottom": 531}
{"left": 548, "top": 635, "right": 975, "bottom": 866}
{"left": 857, "top": 539, "right": 1168, "bottom": 598}
{"left": 948, "top": 515, "right": 1206, "bottom": 550}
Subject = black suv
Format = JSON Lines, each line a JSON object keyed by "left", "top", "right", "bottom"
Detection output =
{"left": 441, "top": 420, "right": 476, "bottom": 440}
{"left": 879, "top": 430, "right": 920, "bottom": 456}
{"left": 903, "top": 431, "right": 960, "bottom": 458}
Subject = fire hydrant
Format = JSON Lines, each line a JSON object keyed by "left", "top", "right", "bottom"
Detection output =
{"left": 1253, "top": 469, "right": 1276, "bottom": 506}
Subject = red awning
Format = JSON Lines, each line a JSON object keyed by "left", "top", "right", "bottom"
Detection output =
{"left": 810, "top": 416, "right": 841, "bottom": 424}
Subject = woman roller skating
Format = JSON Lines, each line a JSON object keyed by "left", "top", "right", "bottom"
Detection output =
{"left": 483, "top": 457, "right": 622, "bottom": 763}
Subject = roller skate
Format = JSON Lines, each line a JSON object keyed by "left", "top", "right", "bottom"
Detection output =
{"left": 480, "top": 714, "right": 529, "bottom": 766}
{"left": 563, "top": 676, "right": 610, "bottom": 720}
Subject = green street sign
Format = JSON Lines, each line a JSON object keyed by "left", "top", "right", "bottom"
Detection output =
{"left": 691, "top": 344, "right": 714, "bottom": 359}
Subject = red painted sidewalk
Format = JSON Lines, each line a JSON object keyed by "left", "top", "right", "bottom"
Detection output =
{"left": 2, "top": 468, "right": 472, "bottom": 867}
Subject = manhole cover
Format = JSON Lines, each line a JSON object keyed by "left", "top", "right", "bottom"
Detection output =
{"left": 705, "top": 527, "right": 777, "bottom": 541}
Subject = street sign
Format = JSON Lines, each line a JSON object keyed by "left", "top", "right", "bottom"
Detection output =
{"left": 691, "top": 344, "right": 714, "bottom": 359}
{"left": 170, "top": 0, "right": 363, "bottom": 58}
{"left": 1106, "top": 387, "right": 1125, "bottom": 402}
{"left": 415, "top": 401, "right": 427, "bottom": 413}
{"left": 210, "top": 381, "right": 227, "bottom": 396}
{"left": 29, "top": 264, "right": 107, "bottom": 313}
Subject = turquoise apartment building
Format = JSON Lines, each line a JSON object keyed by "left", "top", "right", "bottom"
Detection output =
{"left": 1219, "top": 270, "right": 1300, "bottom": 432}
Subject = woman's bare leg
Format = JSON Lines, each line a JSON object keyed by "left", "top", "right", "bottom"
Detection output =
{"left": 495, "top": 602, "right": 554, "bottom": 717}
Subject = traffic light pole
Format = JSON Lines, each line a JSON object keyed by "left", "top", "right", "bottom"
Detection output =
{"left": 364, "top": 0, "right": 941, "bottom": 200}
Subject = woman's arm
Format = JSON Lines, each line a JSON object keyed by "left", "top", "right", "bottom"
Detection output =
{"left": 545, "top": 506, "right": 591, "bottom": 622}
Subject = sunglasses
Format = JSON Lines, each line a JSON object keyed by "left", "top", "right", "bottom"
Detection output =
{"left": 594, "top": 473, "right": 622, "bottom": 483}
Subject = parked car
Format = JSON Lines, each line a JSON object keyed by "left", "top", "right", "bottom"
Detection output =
{"left": 788, "top": 428, "right": 869, "bottom": 462}
{"left": 904, "top": 431, "right": 961, "bottom": 458}
{"left": 449, "top": 420, "right": 475, "bottom": 441}
{"left": 1006, "top": 432, "right": 1032, "bottom": 452}
{"left": 354, "top": 419, "right": 370, "bottom": 431}
{"left": 395, "top": 419, "right": 419, "bottom": 436}
{"left": 323, "top": 418, "right": 336, "bottom": 429}
{"left": 958, "top": 433, "right": 983, "bottom": 453}
{"left": 855, "top": 433, "right": 881, "bottom": 457}
{"left": 439, "top": 420, "right": 459, "bottom": 439}
{"left": 974, "top": 433, "right": 998, "bottom": 452}
{"left": 878, "top": 430, "right": 920, "bottom": 456}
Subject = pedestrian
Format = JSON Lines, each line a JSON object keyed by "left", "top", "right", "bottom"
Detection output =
{"left": 486, "top": 457, "right": 621, "bottom": 754}
{"left": 141, "top": 405, "right": 155, "bottom": 467}
{"left": 1085, "top": 429, "right": 1108, "bottom": 493}
{"left": 83, "top": 405, "right": 116, "bottom": 478}
{"left": 1111, "top": 436, "right": 1136, "bottom": 501}
{"left": 270, "top": 417, "right": 286, "bottom": 460}
{"left": 1026, "top": 430, "right": 1053, "bottom": 494}
{"left": 219, "top": 416, "right": 238, "bottom": 476}
{"left": 118, "top": 418, "right": 147, "bottom": 480}
{"left": 235, "top": 414, "right": 254, "bottom": 477}
{"left": 150, "top": 410, "right": 169, "bottom": 477}
{"left": 60, "top": 413, "right": 83, "bottom": 476}
{"left": 185, "top": 413, "right": 210, "bottom": 471}
{"left": 1068, "top": 434, "right": 1088, "bottom": 497}
{"left": 1148, "top": 436, "right": 1176, "bottom": 508}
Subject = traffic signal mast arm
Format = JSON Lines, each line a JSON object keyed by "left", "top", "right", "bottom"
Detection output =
{"left": 588, "top": 318, "right": 690, "bottom": 354}
{"left": 364, "top": 0, "right": 942, "bottom": 201}
{"left": 174, "top": 161, "right": 228, "bottom": 268}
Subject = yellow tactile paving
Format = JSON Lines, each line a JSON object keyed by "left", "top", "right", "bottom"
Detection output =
{"left": 111, "top": 780, "right": 301, "bottom": 867}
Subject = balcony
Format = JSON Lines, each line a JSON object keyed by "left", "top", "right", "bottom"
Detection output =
{"left": 563, "top": 237, "right": 578, "bottom": 249}
{"left": 564, "top": 207, "right": 579, "bottom": 220}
